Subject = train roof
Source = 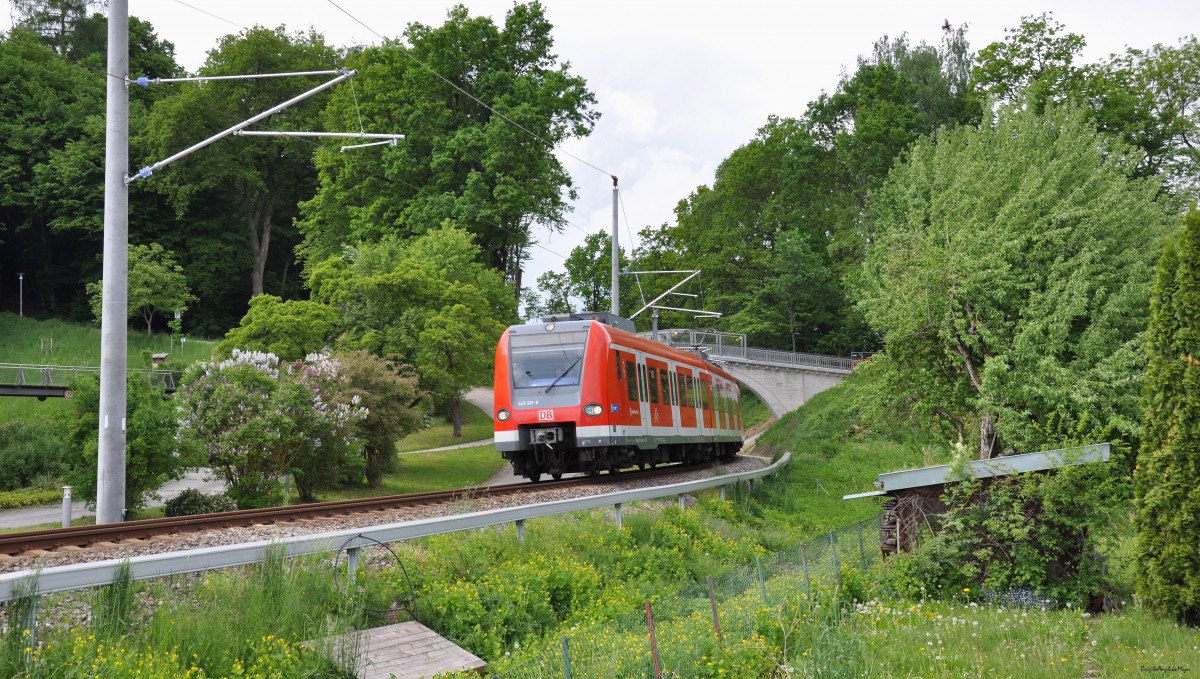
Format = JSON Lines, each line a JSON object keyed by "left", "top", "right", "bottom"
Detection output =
{"left": 505, "top": 318, "right": 737, "bottom": 383}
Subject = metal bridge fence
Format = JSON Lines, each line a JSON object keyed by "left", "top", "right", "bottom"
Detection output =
{"left": 492, "top": 515, "right": 883, "bottom": 678}
{"left": 0, "top": 363, "right": 180, "bottom": 392}
{"left": 641, "top": 329, "right": 856, "bottom": 372}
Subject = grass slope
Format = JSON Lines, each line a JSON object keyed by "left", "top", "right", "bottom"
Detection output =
{"left": 752, "top": 365, "right": 939, "bottom": 536}
{"left": 0, "top": 313, "right": 218, "bottom": 424}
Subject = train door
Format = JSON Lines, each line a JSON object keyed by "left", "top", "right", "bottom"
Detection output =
{"left": 619, "top": 350, "right": 648, "bottom": 446}
{"left": 636, "top": 357, "right": 650, "bottom": 441}
{"left": 645, "top": 358, "right": 672, "bottom": 432}
{"left": 612, "top": 349, "right": 645, "bottom": 436}
{"left": 676, "top": 368, "right": 697, "bottom": 430}
{"left": 698, "top": 373, "right": 712, "bottom": 432}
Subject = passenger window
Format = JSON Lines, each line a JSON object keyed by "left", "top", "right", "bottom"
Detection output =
{"left": 638, "top": 364, "right": 648, "bottom": 402}
{"left": 660, "top": 371, "right": 672, "bottom": 405}
{"left": 685, "top": 375, "right": 694, "bottom": 408}
{"left": 648, "top": 366, "right": 659, "bottom": 404}
{"left": 625, "top": 361, "right": 638, "bottom": 401}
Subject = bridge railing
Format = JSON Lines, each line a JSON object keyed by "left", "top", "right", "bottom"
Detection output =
{"left": 641, "top": 329, "right": 855, "bottom": 372}
{"left": 0, "top": 363, "right": 180, "bottom": 392}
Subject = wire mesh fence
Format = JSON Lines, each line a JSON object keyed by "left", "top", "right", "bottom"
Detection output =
{"left": 490, "top": 515, "right": 883, "bottom": 678}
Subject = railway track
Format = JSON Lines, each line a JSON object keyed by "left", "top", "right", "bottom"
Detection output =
{"left": 0, "top": 463, "right": 710, "bottom": 557}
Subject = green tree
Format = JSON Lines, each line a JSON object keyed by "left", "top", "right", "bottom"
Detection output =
{"left": 973, "top": 13, "right": 1086, "bottom": 111}
{"left": 62, "top": 372, "right": 197, "bottom": 514}
{"left": 0, "top": 29, "right": 103, "bottom": 313}
{"left": 337, "top": 350, "right": 423, "bottom": 488}
{"left": 176, "top": 350, "right": 366, "bottom": 507}
{"left": 531, "top": 231, "right": 634, "bottom": 316}
{"left": 309, "top": 224, "right": 513, "bottom": 436}
{"left": 144, "top": 25, "right": 337, "bottom": 299}
{"left": 856, "top": 104, "right": 1169, "bottom": 459}
{"left": 297, "top": 2, "right": 598, "bottom": 295}
{"left": 87, "top": 243, "right": 196, "bottom": 334}
{"left": 10, "top": 0, "right": 102, "bottom": 55}
{"left": 974, "top": 14, "right": 1200, "bottom": 200}
{"left": 1135, "top": 206, "right": 1200, "bottom": 627}
{"left": 1091, "top": 37, "right": 1200, "bottom": 199}
{"left": 217, "top": 294, "right": 339, "bottom": 361}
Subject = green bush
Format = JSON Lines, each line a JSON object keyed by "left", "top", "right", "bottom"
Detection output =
{"left": 889, "top": 460, "right": 1125, "bottom": 608}
{"left": 0, "top": 488, "right": 63, "bottom": 510}
{"left": 164, "top": 488, "right": 238, "bottom": 517}
{"left": 0, "top": 420, "right": 72, "bottom": 491}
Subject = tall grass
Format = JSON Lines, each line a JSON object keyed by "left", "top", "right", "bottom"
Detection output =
{"left": 2, "top": 550, "right": 366, "bottom": 677}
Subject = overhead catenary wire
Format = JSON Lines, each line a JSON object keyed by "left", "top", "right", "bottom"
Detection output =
{"left": 167, "top": 0, "right": 246, "bottom": 30}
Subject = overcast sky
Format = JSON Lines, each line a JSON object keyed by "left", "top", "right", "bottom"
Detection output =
{"left": 7, "top": 1, "right": 1200, "bottom": 294}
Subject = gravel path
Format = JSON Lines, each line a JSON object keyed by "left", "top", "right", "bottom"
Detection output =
{"left": 0, "top": 455, "right": 767, "bottom": 576}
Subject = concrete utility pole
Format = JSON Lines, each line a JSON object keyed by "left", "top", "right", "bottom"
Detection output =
{"left": 611, "top": 175, "right": 619, "bottom": 316}
{"left": 97, "top": 0, "right": 129, "bottom": 524}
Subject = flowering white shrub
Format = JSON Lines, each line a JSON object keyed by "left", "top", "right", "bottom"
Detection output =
{"left": 177, "top": 350, "right": 367, "bottom": 508}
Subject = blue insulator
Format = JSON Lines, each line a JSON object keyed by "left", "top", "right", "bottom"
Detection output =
{"left": 137, "top": 167, "right": 154, "bottom": 179}
{"left": 135, "top": 76, "right": 150, "bottom": 87}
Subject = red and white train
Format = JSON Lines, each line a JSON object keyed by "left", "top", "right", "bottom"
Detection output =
{"left": 493, "top": 312, "right": 743, "bottom": 482}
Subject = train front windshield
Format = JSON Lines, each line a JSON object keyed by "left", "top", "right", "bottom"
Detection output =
{"left": 509, "top": 329, "right": 589, "bottom": 400}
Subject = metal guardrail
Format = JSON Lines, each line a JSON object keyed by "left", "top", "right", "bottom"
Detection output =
{"left": 0, "top": 363, "right": 179, "bottom": 393}
{"left": 0, "top": 453, "right": 791, "bottom": 602}
{"left": 641, "top": 329, "right": 855, "bottom": 372}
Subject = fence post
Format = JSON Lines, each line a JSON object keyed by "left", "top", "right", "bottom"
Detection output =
{"left": 346, "top": 546, "right": 359, "bottom": 588}
{"left": 800, "top": 542, "right": 811, "bottom": 599}
{"left": 707, "top": 575, "right": 723, "bottom": 646}
{"left": 857, "top": 520, "right": 867, "bottom": 569}
{"left": 720, "top": 485, "right": 726, "bottom": 501}
{"left": 561, "top": 635, "right": 572, "bottom": 679}
{"left": 615, "top": 502, "right": 623, "bottom": 530}
{"left": 645, "top": 602, "right": 661, "bottom": 679}
{"left": 61, "top": 486, "right": 72, "bottom": 528}
{"left": 516, "top": 519, "right": 525, "bottom": 546}
{"left": 678, "top": 495, "right": 685, "bottom": 510}
{"left": 755, "top": 556, "right": 767, "bottom": 604}
{"left": 829, "top": 531, "right": 841, "bottom": 592}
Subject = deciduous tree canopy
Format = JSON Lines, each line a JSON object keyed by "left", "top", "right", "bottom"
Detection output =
{"left": 296, "top": 2, "right": 598, "bottom": 296}
{"left": 856, "top": 104, "right": 1170, "bottom": 459}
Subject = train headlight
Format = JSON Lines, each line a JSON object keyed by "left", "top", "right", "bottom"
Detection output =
{"left": 583, "top": 403, "right": 603, "bottom": 416}
{"left": 496, "top": 408, "right": 511, "bottom": 422}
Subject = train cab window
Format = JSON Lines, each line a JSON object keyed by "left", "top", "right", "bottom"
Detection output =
{"left": 509, "top": 329, "right": 588, "bottom": 391}
{"left": 638, "top": 364, "right": 648, "bottom": 402}
{"left": 625, "top": 361, "right": 638, "bottom": 401}
{"left": 660, "top": 371, "right": 672, "bottom": 406}
{"left": 647, "top": 366, "right": 659, "bottom": 404}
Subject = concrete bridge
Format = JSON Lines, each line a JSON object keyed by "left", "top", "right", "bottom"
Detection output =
{"left": 642, "top": 329, "right": 857, "bottom": 418}
{"left": 0, "top": 363, "right": 179, "bottom": 399}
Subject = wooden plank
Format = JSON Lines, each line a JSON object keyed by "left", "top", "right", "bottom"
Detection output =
{"left": 313, "top": 622, "right": 486, "bottom": 679}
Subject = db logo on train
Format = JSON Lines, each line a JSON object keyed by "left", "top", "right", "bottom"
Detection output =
{"left": 538, "top": 409, "right": 555, "bottom": 421}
